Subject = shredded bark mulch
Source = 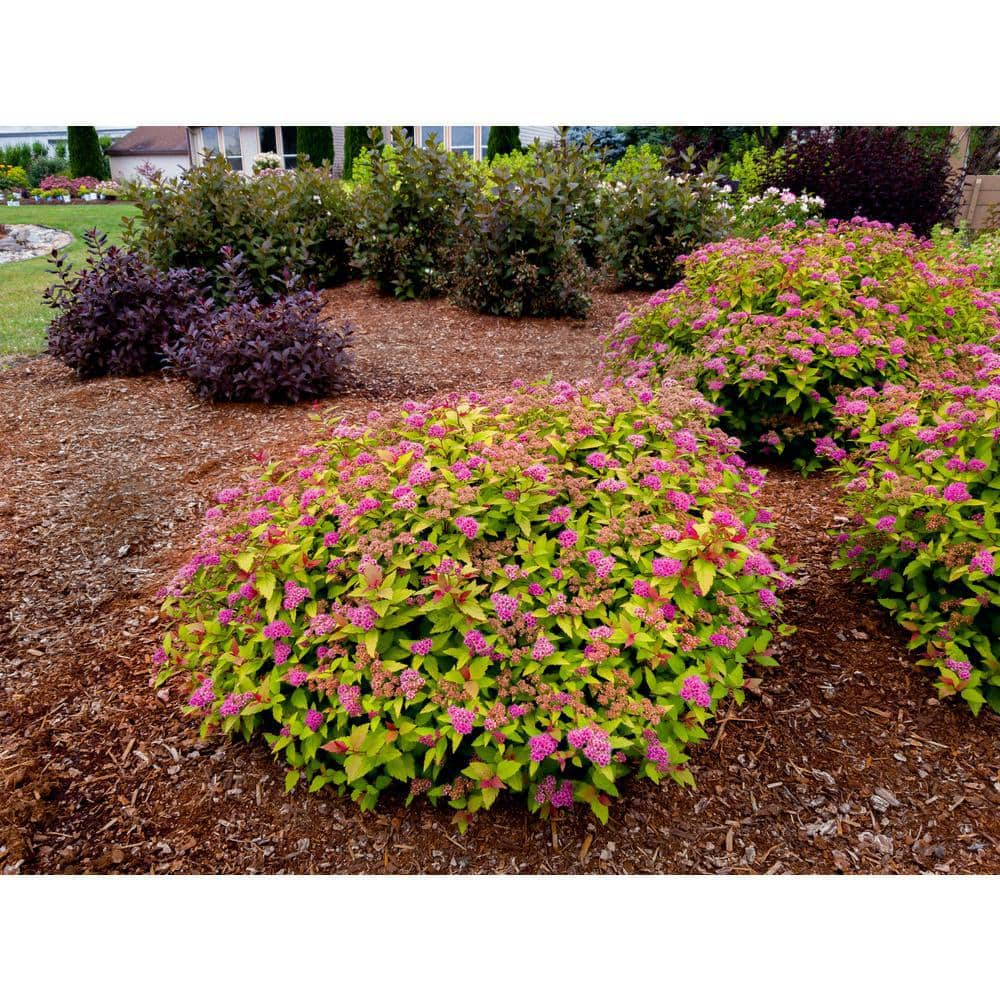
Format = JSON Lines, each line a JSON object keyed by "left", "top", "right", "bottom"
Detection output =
{"left": 2, "top": 281, "right": 998, "bottom": 874}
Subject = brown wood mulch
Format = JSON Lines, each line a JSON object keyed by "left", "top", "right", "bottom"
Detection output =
{"left": 1, "top": 280, "right": 998, "bottom": 874}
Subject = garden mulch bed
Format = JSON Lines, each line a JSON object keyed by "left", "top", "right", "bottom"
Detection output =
{"left": 2, "top": 280, "right": 999, "bottom": 874}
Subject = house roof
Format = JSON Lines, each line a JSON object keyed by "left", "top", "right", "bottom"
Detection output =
{"left": 106, "top": 126, "right": 188, "bottom": 157}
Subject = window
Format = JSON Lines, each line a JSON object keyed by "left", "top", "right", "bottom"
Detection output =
{"left": 419, "top": 126, "right": 444, "bottom": 147}
{"left": 451, "top": 125, "right": 474, "bottom": 158}
{"left": 280, "top": 126, "right": 297, "bottom": 169}
{"left": 200, "top": 126, "right": 220, "bottom": 157}
{"left": 479, "top": 126, "right": 491, "bottom": 160}
{"left": 222, "top": 127, "right": 242, "bottom": 171}
{"left": 258, "top": 126, "right": 277, "bottom": 154}
{"left": 198, "top": 127, "right": 242, "bottom": 171}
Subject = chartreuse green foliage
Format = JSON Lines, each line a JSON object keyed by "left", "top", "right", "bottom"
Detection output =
{"left": 343, "top": 126, "right": 379, "bottom": 180}
{"left": 932, "top": 222, "right": 1000, "bottom": 292}
{"left": 603, "top": 220, "right": 1000, "bottom": 467}
{"left": 485, "top": 126, "right": 522, "bottom": 161}
{"left": 157, "top": 380, "right": 791, "bottom": 827}
{"left": 830, "top": 345, "right": 1000, "bottom": 714}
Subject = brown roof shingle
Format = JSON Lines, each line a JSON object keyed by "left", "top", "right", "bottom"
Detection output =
{"left": 106, "top": 126, "right": 189, "bottom": 157}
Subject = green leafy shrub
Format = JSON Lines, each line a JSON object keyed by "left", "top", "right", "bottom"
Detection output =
{"left": 157, "top": 379, "right": 791, "bottom": 826}
{"left": 0, "top": 163, "right": 28, "bottom": 190}
{"left": 27, "top": 156, "right": 69, "bottom": 188}
{"left": 830, "top": 344, "right": 1000, "bottom": 713}
{"left": 124, "top": 156, "right": 354, "bottom": 300}
{"left": 350, "top": 130, "right": 473, "bottom": 299}
{"left": 603, "top": 220, "right": 1000, "bottom": 466}
{"left": 450, "top": 153, "right": 591, "bottom": 318}
{"left": 932, "top": 223, "right": 1000, "bottom": 292}
{"left": 599, "top": 148, "right": 729, "bottom": 289}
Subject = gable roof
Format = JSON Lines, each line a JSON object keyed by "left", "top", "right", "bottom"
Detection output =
{"left": 106, "top": 126, "right": 189, "bottom": 157}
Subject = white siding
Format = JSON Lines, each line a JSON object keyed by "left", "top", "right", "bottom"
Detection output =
{"left": 109, "top": 153, "right": 190, "bottom": 182}
{"left": 519, "top": 126, "right": 560, "bottom": 146}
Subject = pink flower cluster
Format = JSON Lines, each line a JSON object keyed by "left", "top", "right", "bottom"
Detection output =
{"left": 680, "top": 675, "right": 711, "bottom": 708}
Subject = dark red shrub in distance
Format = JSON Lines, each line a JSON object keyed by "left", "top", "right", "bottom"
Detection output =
{"left": 165, "top": 249, "right": 353, "bottom": 404}
{"left": 765, "top": 127, "right": 960, "bottom": 235}
{"left": 44, "top": 229, "right": 209, "bottom": 377}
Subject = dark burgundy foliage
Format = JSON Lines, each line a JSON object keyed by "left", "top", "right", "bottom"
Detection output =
{"left": 765, "top": 127, "right": 961, "bottom": 235}
{"left": 44, "top": 229, "right": 210, "bottom": 377}
{"left": 164, "top": 249, "right": 354, "bottom": 404}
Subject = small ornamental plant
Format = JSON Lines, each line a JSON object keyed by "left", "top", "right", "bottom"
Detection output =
{"left": 44, "top": 229, "right": 209, "bottom": 378}
{"left": 603, "top": 219, "right": 1000, "bottom": 467}
{"left": 830, "top": 342, "right": 1000, "bottom": 713}
{"left": 726, "top": 186, "right": 826, "bottom": 239}
{"left": 157, "top": 380, "right": 792, "bottom": 827}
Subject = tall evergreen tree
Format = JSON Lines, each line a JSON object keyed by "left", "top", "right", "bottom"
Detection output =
{"left": 343, "top": 126, "right": 380, "bottom": 180}
{"left": 297, "top": 126, "right": 335, "bottom": 168}
{"left": 67, "top": 126, "right": 108, "bottom": 179}
{"left": 485, "top": 126, "right": 522, "bottom": 162}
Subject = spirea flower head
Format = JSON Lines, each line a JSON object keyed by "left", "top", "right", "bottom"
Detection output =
{"left": 305, "top": 709, "right": 324, "bottom": 732}
{"left": 680, "top": 675, "right": 711, "bottom": 708}
{"left": 491, "top": 592, "right": 519, "bottom": 622}
{"left": 529, "top": 733, "right": 558, "bottom": 762}
{"left": 652, "top": 557, "right": 682, "bottom": 577}
{"left": 410, "top": 638, "right": 434, "bottom": 656}
{"left": 943, "top": 482, "right": 971, "bottom": 503}
{"left": 454, "top": 515, "right": 479, "bottom": 539}
{"left": 262, "top": 620, "right": 292, "bottom": 640}
{"left": 970, "top": 550, "right": 994, "bottom": 576}
{"left": 448, "top": 706, "right": 476, "bottom": 735}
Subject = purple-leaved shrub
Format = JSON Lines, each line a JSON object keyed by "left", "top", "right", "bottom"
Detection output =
{"left": 44, "top": 229, "right": 209, "bottom": 377}
{"left": 157, "top": 379, "right": 793, "bottom": 826}
{"left": 164, "top": 249, "right": 353, "bottom": 404}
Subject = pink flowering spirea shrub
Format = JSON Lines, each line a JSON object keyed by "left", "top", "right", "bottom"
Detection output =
{"left": 830, "top": 342, "right": 1000, "bottom": 713}
{"left": 602, "top": 219, "right": 1000, "bottom": 469}
{"left": 156, "top": 380, "right": 791, "bottom": 827}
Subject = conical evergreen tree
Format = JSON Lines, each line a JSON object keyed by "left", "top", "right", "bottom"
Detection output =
{"left": 343, "top": 126, "right": 380, "bottom": 179}
{"left": 297, "top": 126, "right": 335, "bottom": 168}
{"left": 485, "top": 126, "right": 522, "bottom": 161}
{"left": 67, "top": 126, "right": 108, "bottom": 179}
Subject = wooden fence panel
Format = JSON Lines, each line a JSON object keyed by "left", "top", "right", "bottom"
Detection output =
{"left": 957, "top": 175, "right": 1000, "bottom": 229}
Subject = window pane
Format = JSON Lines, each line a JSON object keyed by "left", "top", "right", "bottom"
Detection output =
{"left": 480, "top": 126, "right": 490, "bottom": 158}
{"left": 201, "top": 127, "right": 220, "bottom": 154}
{"left": 420, "top": 126, "right": 443, "bottom": 146}
{"left": 226, "top": 156, "right": 243, "bottom": 172}
{"left": 452, "top": 126, "right": 474, "bottom": 148}
{"left": 281, "top": 127, "right": 297, "bottom": 169}
{"left": 258, "top": 126, "right": 277, "bottom": 154}
{"left": 222, "top": 127, "right": 242, "bottom": 157}
{"left": 401, "top": 126, "right": 414, "bottom": 142}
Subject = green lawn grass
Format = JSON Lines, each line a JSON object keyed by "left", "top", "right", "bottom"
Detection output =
{"left": 0, "top": 203, "right": 141, "bottom": 355}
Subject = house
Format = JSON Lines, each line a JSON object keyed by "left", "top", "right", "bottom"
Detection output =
{"left": 104, "top": 125, "right": 559, "bottom": 182}
{"left": 106, "top": 126, "right": 192, "bottom": 181}
{"left": 0, "top": 125, "right": 132, "bottom": 154}
{"left": 186, "top": 126, "right": 560, "bottom": 176}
